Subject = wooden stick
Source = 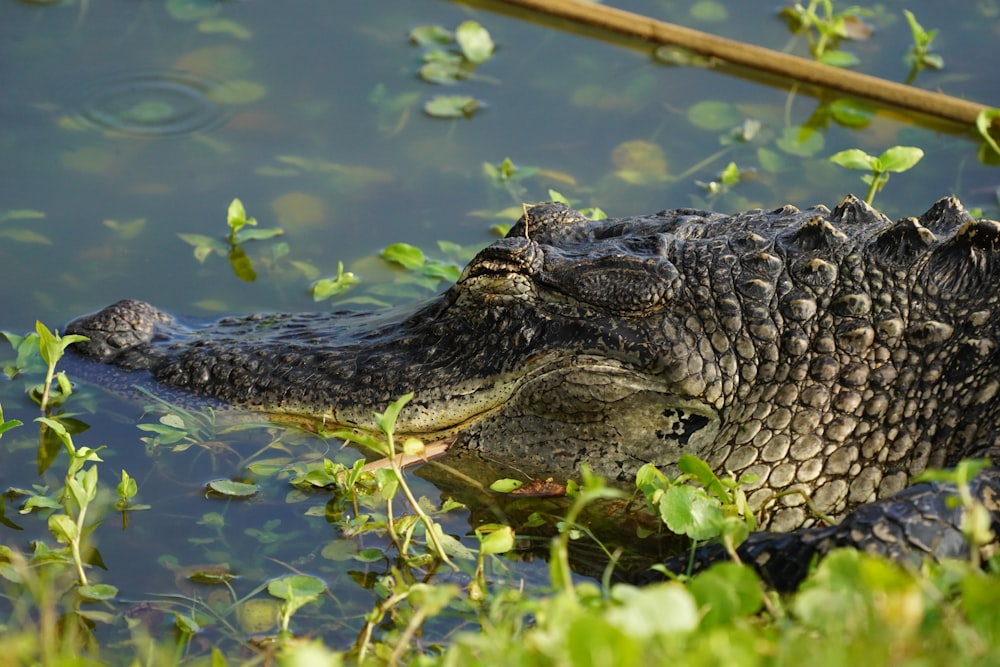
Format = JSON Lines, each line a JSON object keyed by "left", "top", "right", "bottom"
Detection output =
{"left": 498, "top": 0, "right": 993, "bottom": 128}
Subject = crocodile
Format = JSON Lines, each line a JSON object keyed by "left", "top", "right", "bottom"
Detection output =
{"left": 65, "top": 196, "right": 1000, "bottom": 588}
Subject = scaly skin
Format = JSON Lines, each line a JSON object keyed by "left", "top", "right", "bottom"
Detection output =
{"left": 66, "top": 196, "right": 1000, "bottom": 586}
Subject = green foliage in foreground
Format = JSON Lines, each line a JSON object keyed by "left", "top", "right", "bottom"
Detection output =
{"left": 0, "top": 327, "right": 998, "bottom": 667}
{"left": 2, "top": 348, "right": 1000, "bottom": 665}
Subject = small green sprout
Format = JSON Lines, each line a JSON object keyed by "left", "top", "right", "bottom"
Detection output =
{"left": 267, "top": 574, "right": 327, "bottom": 636}
{"left": 779, "top": 0, "right": 871, "bottom": 66}
{"left": 903, "top": 10, "right": 943, "bottom": 84}
{"left": 34, "top": 321, "right": 88, "bottom": 412}
{"left": 828, "top": 145, "right": 924, "bottom": 204}
{"left": 976, "top": 109, "right": 1000, "bottom": 158}
{"left": 179, "top": 198, "right": 283, "bottom": 282}
{"left": 310, "top": 261, "right": 359, "bottom": 301}
{"left": 696, "top": 161, "right": 743, "bottom": 196}
{"left": 329, "top": 393, "right": 457, "bottom": 568}
{"left": 0, "top": 403, "right": 22, "bottom": 438}
{"left": 469, "top": 523, "right": 515, "bottom": 600}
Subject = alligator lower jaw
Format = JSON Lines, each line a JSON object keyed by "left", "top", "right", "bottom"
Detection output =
{"left": 261, "top": 352, "right": 721, "bottom": 485}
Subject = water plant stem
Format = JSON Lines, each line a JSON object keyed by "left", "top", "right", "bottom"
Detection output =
{"left": 495, "top": 0, "right": 993, "bottom": 128}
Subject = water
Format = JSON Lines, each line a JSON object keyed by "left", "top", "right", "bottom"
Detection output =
{"left": 1, "top": 0, "right": 999, "bottom": 654}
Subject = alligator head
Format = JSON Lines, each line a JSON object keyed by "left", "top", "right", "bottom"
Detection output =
{"left": 66, "top": 197, "right": 1000, "bottom": 530}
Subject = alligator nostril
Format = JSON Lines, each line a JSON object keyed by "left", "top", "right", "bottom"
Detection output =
{"left": 460, "top": 237, "right": 544, "bottom": 280}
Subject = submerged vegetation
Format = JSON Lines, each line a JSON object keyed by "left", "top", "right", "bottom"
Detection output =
{"left": 2, "top": 0, "right": 1000, "bottom": 664}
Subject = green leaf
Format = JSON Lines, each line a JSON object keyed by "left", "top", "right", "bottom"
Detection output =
{"left": 828, "top": 148, "right": 876, "bottom": 171}
{"left": 776, "top": 126, "right": 824, "bottom": 157}
{"left": 677, "top": 453, "right": 729, "bottom": 502}
{"left": 48, "top": 513, "right": 78, "bottom": 543}
{"left": 408, "top": 582, "right": 459, "bottom": 615}
{"left": 311, "top": 263, "right": 360, "bottom": 301}
{"left": 0, "top": 403, "right": 22, "bottom": 438}
{"left": 206, "top": 479, "right": 259, "bottom": 498}
{"left": 374, "top": 467, "right": 399, "bottom": 500}
{"left": 410, "top": 25, "right": 453, "bottom": 46}
{"left": 197, "top": 18, "right": 252, "bottom": 39}
{"left": 117, "top": 470, "right": 138, "bottom": 500}
{"left": 878, "top": 146, "right": 924, "bottom": 173}
{"left": 455, "top": 21, "right": 494, "bottom": 64}
{"left": 922, "top": 53, "right": 944, "bottom": 69}
{"left": 35, "top": 321, "right": 88, "bottom": 367}
{"left": 0, "top": 209, "right": 45, "bottom": 223}
{"left": 234, "top": 227, "right": 283, "bottom": 242}
{"left": 489, "top": 478, "right": 524, "bottom": 493}
{"left": 476, "top": 524, "right": 515, "bottom": 555}
{"left": 719, "top": 161, "right": 740, "bottom": 186}
{"left": 78, "top": 583, "right": 119, "bottom": 601}
{"left": 267, "top": 574, "right": 327, "bottom": 614}
{"left": 606, "top": 583, "right": 699, "bottom": 637}
{"left": 818, "top": 50, "right": 859, "bottom": 67}
{"left": 0, "top": 228, "right": 52, "bottom": 245}
{"left": 977, "top": 109, "right": 1000, "bottom": 157}
{"left": 174, "top": 612, "right": 201, "bottom": 635}
{"left": 208, "top": 80, "right": 267, "bottom": 105}
{"left": 353, "top": 547, "right": 384, "bottom": 563}
{"left": 689, "top": 0, "right": 728, "bottom": 22}
{"left": 227, "top": 198, "right": 248, "bottom": 226}
{"left": 376, "top": 392, "right": 414, "bottom": 436}
{"left": 658, "top": 484, "right": 723, "bottom": 541}
{"left": 688, "top": 562, "right": 763, "bottom": 628}
{"left": 382, "top": 243, "right": 426, "bottom": 270}
{"left": 686, "top": 100, "right": 741, "bottom": 131}
{"left": 424, "top": 95, "right": 481, "bottom": 119}
{"left": 420, "top": 59, "right": 466, "bottom": 85}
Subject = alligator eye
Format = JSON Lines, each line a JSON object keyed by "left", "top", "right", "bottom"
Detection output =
{"left": 544, "top": 255, "right": 682, "bottom": 314}
{"left": 459, "top": 237, "right": 544, "bottom": 281}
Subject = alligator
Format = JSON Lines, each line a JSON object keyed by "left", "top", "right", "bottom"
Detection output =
{"left": 65, "top": 196, "right": 1000, "bottom": 588}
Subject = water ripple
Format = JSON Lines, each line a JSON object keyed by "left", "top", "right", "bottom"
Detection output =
{"left": 78, "top": 70, "right": 230, "bottom": 137}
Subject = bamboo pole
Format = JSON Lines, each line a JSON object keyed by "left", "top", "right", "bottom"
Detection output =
{"left": 497, "top": 0, "right": 994, "bottom": 128}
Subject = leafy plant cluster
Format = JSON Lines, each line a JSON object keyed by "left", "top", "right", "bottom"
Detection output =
{"left": 2, "top": 315, "right": 1000, "bottom": 666}
{"left": 410, "top": 21, "right": 496, "bottom": 119}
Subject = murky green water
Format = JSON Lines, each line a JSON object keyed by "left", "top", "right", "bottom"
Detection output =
{"left": 2, "top": 0, "right": 999, "bottom": 656}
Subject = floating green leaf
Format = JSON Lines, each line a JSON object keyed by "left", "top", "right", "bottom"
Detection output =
{"left": 410, "top": 25, "right": 453, "bottom": 46}
{"left": 198, "top": 18, "right": 252, "bottom": 39}
{"left": 206, "top": 479, "right": 259, "bottom": 498}
{"left": 0, "top": 209, "right": 45, "bottom": 223}
{"left": 268, "top": 574, "right": 327, "bottom": 633}
{"left": 687, "top": 100, "right": 741, "bottom": 131}
{"left": 208, "top": 80, "right": 267, "bottom": 105}
{"left": 455, "top": 21, "right": 494, "bottom": 64}
{"left": 311, "top": 261, "right": 359, "bottom": 301}
{"left": 78, "top": 583, "right": 119, "bottom": 602}
{"left": 489, "top": 478, "right": 524, "bottom": 493}
{"left": 689, "top": 0, "right": 728, "bottom": 21}
{"left": 382, "top": 243, "right": 426, "bottom": 270}
{"left": 424, "top": 95, "right": 481, "bottom": 119}
{"left": 0, "top": 229, "right": 52, "bottom": 245}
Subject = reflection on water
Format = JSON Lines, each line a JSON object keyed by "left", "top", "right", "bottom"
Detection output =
{"left": 77, "top": 70, "right": 230, "bottom": 137}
